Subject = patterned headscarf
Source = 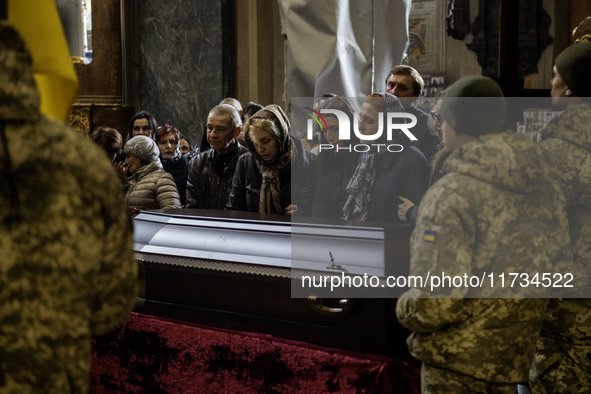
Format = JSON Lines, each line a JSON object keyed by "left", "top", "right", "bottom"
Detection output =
{"left": 245, "top": 104, "right": 292, "bottom": 214}
{"left": 124, "top": 135, "right": 160, "bottom": 164}
{"left": 342, "top": 93, "right": 403, "bottom": 221}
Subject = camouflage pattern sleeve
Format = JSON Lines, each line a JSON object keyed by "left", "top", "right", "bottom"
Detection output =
{"left": 531, "top": 102, "right": 591, "bottom": 392}
{"left": 0, "top": 22, "right": 137, "bottom": 392}
{"left": 43, "top": 117, "right": 138, "bottom": 337}
{"left": 89, "top": 177, "right": 138, "bottom": 335}
{"left": 396, "top": 177, "right": 476, "bottom": 332}
{"left": 395, "top": 129, "right": 567, "bottom": 385}
{"left": 539, "top": 138, "right": 583, "bottom": 205}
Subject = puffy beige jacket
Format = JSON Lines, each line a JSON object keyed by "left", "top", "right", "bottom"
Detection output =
{"left": 124, "top": 161, "right": 181, "bottom": 210}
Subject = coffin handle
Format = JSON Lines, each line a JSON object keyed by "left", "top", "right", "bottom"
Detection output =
{"left": 308, "top": 296, "right": 354, "bottom": 316}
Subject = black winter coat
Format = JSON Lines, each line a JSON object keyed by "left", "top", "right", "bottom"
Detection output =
{"left": 186, "top": 143, "right": 248, "bottom": 210}
{"left": 160, "top": 153, "right": 189, "bottom": 206}
{"left": 226, "top": 137, "right": 314, "bottom": 213}
{"left": 308, "top": 150, "right": 360, "bottom": 219}
{"left": 366, "top": 145, "right": 429, "bottom": 223}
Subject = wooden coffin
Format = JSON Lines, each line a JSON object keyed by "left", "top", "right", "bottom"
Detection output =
{"left": 133, "top": 209, "right": 413, "bottom": 356}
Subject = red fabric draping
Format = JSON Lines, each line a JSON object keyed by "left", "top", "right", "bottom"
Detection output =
{"left": 90, "top": 312, "right": 420, "bottom": 393}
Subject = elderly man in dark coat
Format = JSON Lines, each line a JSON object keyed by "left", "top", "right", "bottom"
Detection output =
{"left": 186, "top": 104, "right": 248, "bottom": 210}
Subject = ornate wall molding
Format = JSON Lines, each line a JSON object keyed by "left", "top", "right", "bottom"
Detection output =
{"left": 407, "top": 0, "right": 446, "bottom": 74}
{"left": 67, "top": 105, "right": 91, "bottom": 135}
{"left": 466, "top": 0, "right": 552, "bottom": 79}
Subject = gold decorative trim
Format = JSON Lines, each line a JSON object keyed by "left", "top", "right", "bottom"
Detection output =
{"left": 67, "top": 106, "right": 91, "bottom": 136}
{"left": 574, "top": 34, "right": 591, "bottom": 44}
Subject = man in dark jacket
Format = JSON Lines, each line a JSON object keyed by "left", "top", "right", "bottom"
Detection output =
{"left": 385, "top": 65, "right": 440, "bottom": 163}
{"left": 186, "top": 104, "right": 248, "bottom": 209}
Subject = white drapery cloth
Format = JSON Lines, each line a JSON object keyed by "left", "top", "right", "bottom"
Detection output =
{"left": 279, "top": 0, "right": 411, "bottom": 104}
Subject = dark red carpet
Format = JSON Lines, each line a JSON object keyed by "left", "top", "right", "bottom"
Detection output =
{"left": 90, "top": 313, "right": 420, "bottom": 393}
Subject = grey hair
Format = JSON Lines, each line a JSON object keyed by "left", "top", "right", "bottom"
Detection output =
{"left": 219, "top": 97, "right": 243, "bottom": 112}
{"left": 209, "top": 104, "right": 242, "bottom": 130}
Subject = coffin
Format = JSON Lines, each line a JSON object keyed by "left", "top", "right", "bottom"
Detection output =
{"left": 134, "top": 209, "right": 413, "bottom": 356}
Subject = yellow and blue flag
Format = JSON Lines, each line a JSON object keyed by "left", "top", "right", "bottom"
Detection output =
{"left": 423, "top": 230, "right": 437, "bottom": 243}
{"left": 8, "top": 0, "right": 78, "bottom": 122}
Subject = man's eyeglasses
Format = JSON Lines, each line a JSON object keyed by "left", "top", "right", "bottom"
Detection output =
{"left": 430, "top": 111, "right": 442, "bottom": 122}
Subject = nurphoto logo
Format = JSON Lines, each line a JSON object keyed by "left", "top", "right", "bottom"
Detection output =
{"left": 303, "top": 107, "right": 419, "bottom": 153}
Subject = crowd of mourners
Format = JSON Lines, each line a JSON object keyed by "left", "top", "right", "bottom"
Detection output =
{"left": 3, "top": 11, "right": 590, "bottom": 390}
{"left": 90, "top": 65, "right": 442, "bottom": 224}
{"left": 90, "top": 52, "right": 591, "bottom": 393}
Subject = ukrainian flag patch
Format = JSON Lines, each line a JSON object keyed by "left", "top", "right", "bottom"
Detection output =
{"left": 423, "top": 230, "right": 437, "bottom": 243}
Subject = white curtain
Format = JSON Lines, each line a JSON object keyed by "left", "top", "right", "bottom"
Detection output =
{"left": 279, "top": 0, "right": 411, "bottom": 102}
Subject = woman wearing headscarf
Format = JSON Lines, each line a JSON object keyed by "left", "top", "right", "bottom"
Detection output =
{"left": 308, "top": 96, "right": 361, "bottom": 219}
{"left": 121, "top": 135, "right": 181, "bottom": 215}
{"left": 226, "top": 104, "right": 313, "bottom": 215}
{"left": 342, "top": 93, "right": 429, "bottom": 223}
{"left": 155, "top": 124, "right": 189, "bottom": 206}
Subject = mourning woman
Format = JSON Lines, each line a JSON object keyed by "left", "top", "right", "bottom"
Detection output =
{"left": 89, "top": 126, "right": 122, "bottom": 163}
{"left": 226, "top": 104, "right": 313, "bottom": 215}
{"left": 116, "top": 110, "right": 159, "bottom": 169}
{"left": 309, "top": 96, "right": 360, "bottom": 219}
{"left": 342, "top": 93, "right": 429, "bottom": 223}
{"left": 128, "top": 110, "right": 158, "bottom": 140}
{"left": 121, "top": 135, "right": 181, "bottom": 215}
{"left": 179, "top": 135, "right": 192, "bottom": 154}
{"left": 155, "top": 124, "right": 189, "bottom": 206}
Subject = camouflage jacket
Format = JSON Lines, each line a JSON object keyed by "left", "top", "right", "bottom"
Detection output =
{"left": 531, "top": 102, "right": 591, "bottom": 390}
{"left": 0, "top": 23, "right": 137, "bottom": 393}
{"left": 396, "top": 130, "right": 571, "bottom": 383}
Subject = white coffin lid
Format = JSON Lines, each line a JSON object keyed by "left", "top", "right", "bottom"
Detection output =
{"left": 134, "top": 209, "right": 411, "bottom": 278}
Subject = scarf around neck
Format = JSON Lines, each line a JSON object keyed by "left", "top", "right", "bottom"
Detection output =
{"left": 342, "top": 93, "right": 403, "bottom": 221}
{"left": 246, "top": 104, "right": 293, "bottom": 214}
{"left": 256, "top": 140, "right": 292, "bottom": 214}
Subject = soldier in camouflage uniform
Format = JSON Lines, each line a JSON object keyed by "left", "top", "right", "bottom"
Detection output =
{"left": 530, "top": 41, "right": 591, "bottom": 393}
{"left": 396, "top": 76, "right": 571, "bottom": 393}
{"left": 0, "top": 22, "right": 137, "bottom": 393}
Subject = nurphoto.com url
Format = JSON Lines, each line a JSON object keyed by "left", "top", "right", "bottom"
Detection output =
{"left": 300, "top": 271, "right": 574, "bottom": 292}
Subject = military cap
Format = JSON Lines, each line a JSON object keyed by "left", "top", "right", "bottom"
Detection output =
{"left": 439, "top": 75, "right": 506, "bottom": 137}
{"left": 555, "top": 41, "right": 591, "bottom": 97}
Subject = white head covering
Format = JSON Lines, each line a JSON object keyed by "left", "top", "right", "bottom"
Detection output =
{"left": 124, "top": 135, "right": 160, "bottom": 163}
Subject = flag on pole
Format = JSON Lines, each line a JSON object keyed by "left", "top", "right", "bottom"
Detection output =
{"left": 8, "top": 0, "right": 78, "bottom": 122}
